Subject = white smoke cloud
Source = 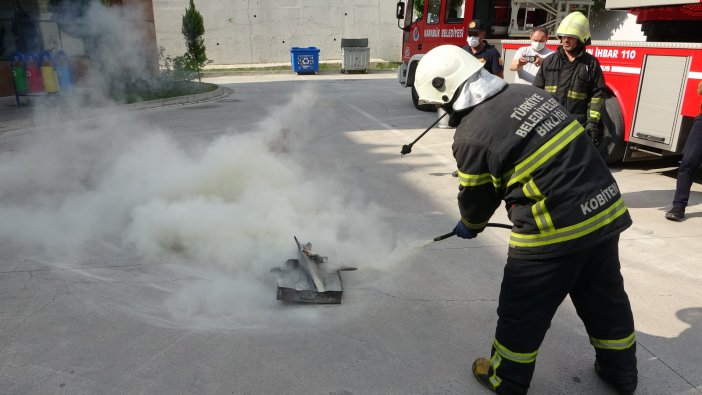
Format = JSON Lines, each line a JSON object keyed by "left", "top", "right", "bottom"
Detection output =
{"left": 2, "top": 88, "right": 414, "bottom": 327}
{"left": 0, "top": 3, "right": 416, "bottom": 328}
{"left": 3, "top": 91, "right": 410, "bottom": 255}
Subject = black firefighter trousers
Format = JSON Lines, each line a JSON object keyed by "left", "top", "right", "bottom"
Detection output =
{"left": 487, "top": 236, "right": 637, "bottom": 395}
{"left": 673, "top": 114, "right": 702, "bottom": 209}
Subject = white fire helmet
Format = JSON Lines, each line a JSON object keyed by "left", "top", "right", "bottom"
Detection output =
{"left": 414, "top": 45, "right": 485, "bottom": 105}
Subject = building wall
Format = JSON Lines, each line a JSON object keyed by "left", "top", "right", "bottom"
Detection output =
{"left": 152, "top": 0, "right": 404, "bottom": 65}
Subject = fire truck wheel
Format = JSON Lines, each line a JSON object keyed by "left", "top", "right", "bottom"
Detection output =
{"left": 599, "top": 97, "right": 626, "bottom": 165}
{"left": 411, "top": 85, "right": 436, "bottom": 112}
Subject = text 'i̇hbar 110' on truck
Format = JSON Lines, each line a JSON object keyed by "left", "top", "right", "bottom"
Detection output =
{"left": 396, "top": 0, "right": 702, "bottom": 165}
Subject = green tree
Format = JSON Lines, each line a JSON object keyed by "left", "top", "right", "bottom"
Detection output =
{"left": 181, "top": 0, "right": 209, "bottom": 82}
{"left": 413, "top": 0, "right": 424, "bottom": 19}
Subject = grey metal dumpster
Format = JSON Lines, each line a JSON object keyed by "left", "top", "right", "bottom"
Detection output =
{"left": 340, "top": 38, "right": 370, "bottom": 74}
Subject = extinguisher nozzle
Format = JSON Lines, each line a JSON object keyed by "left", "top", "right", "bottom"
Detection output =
{"left": 433, "top": 231, "right": 456, "bottom": 242}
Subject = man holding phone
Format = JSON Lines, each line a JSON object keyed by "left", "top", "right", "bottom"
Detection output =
{"left": 510, "top": 27, "right": 553, "bottom": 84}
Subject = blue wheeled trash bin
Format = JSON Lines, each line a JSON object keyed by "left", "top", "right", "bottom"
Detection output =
{"left": 290, "top": 47, "right": 320, "bottom": 75}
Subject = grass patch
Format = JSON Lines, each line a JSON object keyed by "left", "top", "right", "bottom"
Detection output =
{"left": 121, "top": 80, "right": 218, "bottom": 104}
{"left": 371, "top": 61, "right": 402, "bottom": 70}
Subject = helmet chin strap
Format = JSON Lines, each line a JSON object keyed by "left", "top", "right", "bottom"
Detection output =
{"left": 446, "top": 70, "right": 508, "bottom": 127}
{"left": 441, "top": 94, "right": 458, "bottom": 113}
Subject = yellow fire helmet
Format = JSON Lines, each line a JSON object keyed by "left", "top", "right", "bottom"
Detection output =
{"left": 556, "top": 11, "right": 591, "bottom": 44}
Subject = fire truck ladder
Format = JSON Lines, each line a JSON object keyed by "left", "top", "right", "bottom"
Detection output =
{"left": 508, "top": 0, "right": 594, "bottom": 36}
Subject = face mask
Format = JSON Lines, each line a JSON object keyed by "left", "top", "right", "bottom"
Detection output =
{"left": 531, "top": 41, "right": 545, "bottom": 52}
{"left": 467, "top": 36, "right": 481, "bottom": 48}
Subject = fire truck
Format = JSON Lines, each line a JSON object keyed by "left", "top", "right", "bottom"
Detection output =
{"left": 396, "top": 0, "right": 702, "bottom": 164}
{"left": 395, "top": 0, "right": 595, "bottom": 110}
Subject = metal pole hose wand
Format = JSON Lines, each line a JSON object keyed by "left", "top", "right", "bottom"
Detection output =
{"left": 400, "top": 111, "right": 449, "bottom": 157}
{"left": 432, "top": 223, "right": 512, "bottom": 242}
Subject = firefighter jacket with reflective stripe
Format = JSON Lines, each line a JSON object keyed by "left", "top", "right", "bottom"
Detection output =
{"left": 533, "top": 47, "right": 606, "bottom": 127}
{"left": 452, "top": 84, "right": 631, "bottom": 258}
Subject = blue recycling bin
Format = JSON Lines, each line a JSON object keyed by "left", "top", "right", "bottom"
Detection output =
{"left": 290, "top": 47, "right": 320, "bottom": 74}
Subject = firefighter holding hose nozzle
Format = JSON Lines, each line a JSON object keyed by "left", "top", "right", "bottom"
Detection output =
{"left": 413, "top": 44, "right": 637, "bottom": 394}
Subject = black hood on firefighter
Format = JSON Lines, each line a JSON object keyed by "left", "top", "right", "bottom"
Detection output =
{"left": 448, "top": 68, "right": 508, "bottom": 127}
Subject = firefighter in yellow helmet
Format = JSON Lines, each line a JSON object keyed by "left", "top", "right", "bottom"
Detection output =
{"left": 533, "top": 12, "right": 607, "bottom": 149}
{"left": 414, "top": 44, "right": 637, "bottom": 394}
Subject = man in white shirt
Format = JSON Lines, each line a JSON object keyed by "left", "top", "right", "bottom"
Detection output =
{"left": 510, "top": 27, "right": 553, "bottom": 84}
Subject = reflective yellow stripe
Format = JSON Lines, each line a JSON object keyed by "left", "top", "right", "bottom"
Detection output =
{"left": 493, "top": 339, "right": 538, "bottom": 364}
{"left": 522, "top": 179, "right": 544, "bottom": 200}
{"left": 505, "top": 120, "right": 583, "bottom": 187}
{"left": 590, "top": 332, "right": 636, "bottom": 350}
{"left": 489, "top": 353, "right": 503, "bottom": 388}
{"left": 532, "top": 199, "right": 555, "bottom": 233}
{"left": 461, "top": 217, "right": 488, "bottom": 230}
{"left": 590, "top": 97, "right": 604, "bottom": 104}
{"left": 545, "top": 85, "right": 557, "bottom": 93}
{"left": 457, "top": 170, "right": 501, "bottom": 189}
{"left": 523, "top": 180, "right": 554, "bottom": 233}
{"left": 589, "top": 110, "right": 601, "bottom": 121}
{"left": 567, "top": 90, "right": 588, "bottom": 100}
{"left": 510, "top": 197, "right": 628, "bottom": 247}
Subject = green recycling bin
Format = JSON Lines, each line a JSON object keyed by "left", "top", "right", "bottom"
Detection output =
{"left": 11, "top": 51, "right": 28, "bottom": 94}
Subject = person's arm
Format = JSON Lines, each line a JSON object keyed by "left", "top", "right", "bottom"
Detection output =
{"left": 533, "top": 55, "right": 543, "bottom": 67}
{"left": 452, "top": 137, "right": 502, "bottom": 233}
{"left": 587, "top": 60, "right": 607, "bottom": 127}
{"left": 533, "top": 49, "right": 554, "bottom": 68}
{"left": 491, "top": 49, "right": 505, "bottom": 79}
{"left": 510, "top": 47, "right": 527, "bottom": 71}
{"left": 584, "top": 58, "right": 607, "bottom": 146}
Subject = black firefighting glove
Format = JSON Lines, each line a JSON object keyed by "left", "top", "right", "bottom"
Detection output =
{"left": 586, "top": 123, "right": 603, "bottom": 147}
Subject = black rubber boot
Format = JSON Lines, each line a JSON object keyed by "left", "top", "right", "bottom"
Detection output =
{"left": 594, "top": 361, "right": 636, "bottom": 395}
{"left": 665, "top": 206, "right": 685, "bottom": 221}
{"left": 472, "top": 358, "right": 496, "bottom": 393}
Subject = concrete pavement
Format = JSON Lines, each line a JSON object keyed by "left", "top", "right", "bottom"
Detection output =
{"left": 1, "top": 72, "right": 701, "bottom": 394}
